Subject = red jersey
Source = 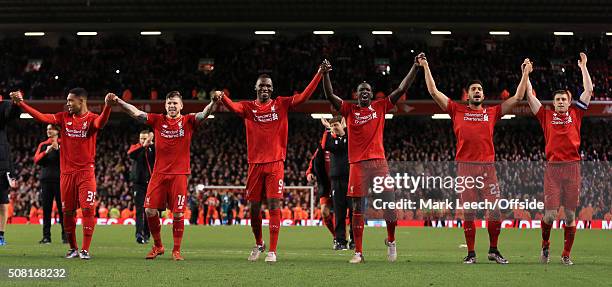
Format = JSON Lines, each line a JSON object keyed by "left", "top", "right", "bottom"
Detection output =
{"left": 53, "top": 112, "right": 102, "bottom": 173}
{"left": 340, "top": 98, "right": 394, "bottom": 163}
{"left": 447, "top": 99, "right": 502, "bottom": 163}
{"left": 146, "top": 113, "right": 197, "bottom": 174}
{"left": 232, "top": 97, "right": 294, "bottom": 164}
{"left": 221, "top": 72, "right": 322, "bottom": 164}
{"left": 536, "top": 106, "right": 584, "bottom": 162}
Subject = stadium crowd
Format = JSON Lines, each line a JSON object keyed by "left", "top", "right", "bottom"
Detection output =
{"left": 0, "top": 33, "right": 610, "bottom": 102}
{"left": 5, "top": 115, "right": 612, "bottom": 222}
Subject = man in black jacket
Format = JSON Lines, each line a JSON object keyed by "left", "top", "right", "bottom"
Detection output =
{"left": 0, "top": 99, "right": 20, "bottom": 246}
{"left": 127, "top": 130, "right": 155, "bottom": 244}
{"left": 306, "top": 131, "right": 335, "bottom": 240}
{"left": 322, "top": 116, "right": 353, "bottom": 250}
{"left": 34, "top": 124, "right": 65, "bottom": 244}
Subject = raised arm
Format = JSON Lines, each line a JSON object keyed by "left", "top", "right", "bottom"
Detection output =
{"left": 321, "top": 59, "right": 342, "bottom": 111}
{"left": 577, "top": 52, "right": 594, "bottom": 106}
{"left": 388, "top": 56, "right": 422, "bottom": 104}
{"left": 418, "top": 55, "right": 450, "bottom": 111}
{"left": 93, "top": 93, "right": 114, "bottom": 129}
{"left": 10, "top": 91, "right": 59, "bottom": 124}
{"left": 501, "top": 59, "right": 532, "bottom": 115}
{"left": 127, "top": 143, "right": 144, "bottom": 160}
{"left": 195, "top": 91, "right": 222, "bottom": 123}
{"left": 291, "top": 69, "right": 323, "bottom": 107}
{"left": 112, "top": 94, "right": 147, "bottom": 124}
{"left": 320, "top": 118, "right": 331, "bottom": 130}
{"left": 525, "top": 78, "right": 541, "bottom": 115}
{"left": 33, "top": 142, "right": 49, "bottom": 164}
{"left": 220, "top": 93, "right": 245, "bottom": 116}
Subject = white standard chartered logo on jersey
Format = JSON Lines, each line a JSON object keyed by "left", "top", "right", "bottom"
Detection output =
{"left": 253, "top": 105, "right": 279, "bottom": 123}
{"left": 160, "top": 122, "right": 185, "bottom": 139}
{"left": 64, "top": 121, "right": 89, "bottom": 138}
{"left": 463, "top": 110, "right": 489, "bottom": 122}
{"left": 551, "top": 112, "right": 573, "bottom": 125}
{"left": 353, "top": 108, "right": 378, "bottom": 125}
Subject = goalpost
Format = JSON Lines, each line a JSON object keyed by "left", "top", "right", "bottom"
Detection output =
{"left": 201, "top": 185, "right": 316, "bottom": 222}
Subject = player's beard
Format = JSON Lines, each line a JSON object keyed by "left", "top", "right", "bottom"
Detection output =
{"left": 469, "top": 99, "right": 483, "bottom": 106}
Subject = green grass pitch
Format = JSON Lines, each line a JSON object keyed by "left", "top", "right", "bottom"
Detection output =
{"left": 0, "top": 225, "right": 610, "bottom": 286}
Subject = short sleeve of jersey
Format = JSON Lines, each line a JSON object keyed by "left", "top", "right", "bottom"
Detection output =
{"left": 145, "top": 113, "right": 162, "bottom": 127}
{"left": 185, "top": 113, "right": 197, "bottom": 130}
{"left": 572, "top": 105, "right": 586, "bottom": 120}
{"left": 446, "top": 99, "right": 457, "bottom": 119}
{"left": 492, "top": 104, "right": 503, "bottom": 121}
{"left": 536, "top": 106, "right": 547, "bottom": 126}
{"left": 340, "top": 101, "right": 351, "bottom": 118}
{"left": 377, "top": 97, "right": 395, "bottom": 112}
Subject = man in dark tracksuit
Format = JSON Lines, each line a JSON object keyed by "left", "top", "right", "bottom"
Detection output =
{"left": 34, "top": 124, "right": 65, "bottom": 244}
{"left": 322, "top": 116, "right": 354, "bottom": 250}
{"left": 189, "top": 189, "right": 201, "bottom": 225}
{"left": 127, "top": 130, "right": 155, "bottom": 244}
{"left": 306, "top": 136, "right": 334, "bottom": 239}
{"left": 0, "top": 99, "right": 20, "bottom": 246}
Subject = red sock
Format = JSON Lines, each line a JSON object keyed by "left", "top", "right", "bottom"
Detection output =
{"left": 172, "top": 217, "right": 184, "bottom": 252}
{"left": 63, "top": 212, "right": 78, "bottom": 250}
{"left": 323, "top": 214, "right": 335, "bottom": 237}
{"left": 269, "top": 209, "right": 281, "bottom": 252}
{"left": 487, "top": 220, "right": 501, "bottom": 249}
{"left": 562, "top": 226, "right": 576, "bottom": 257}
{"left": 251, "top": 209, "right": 263, "bottom": 246}
{"left": 147, "top": 214, "right": 163, "bottom": 248}
{"left": 463, "top": 220, "right": 476, "bottom": 252}
{"left": 386, "top": 220, "right": 397, "bottom": 242}
{"left": 541, "top": 221, "right": 552, "bottom": 248}
{"left": 81, "top": 209, "right": 96, "bottom": 251}
{"left": 352, "top": 213, "right": 364, "bottom": 253}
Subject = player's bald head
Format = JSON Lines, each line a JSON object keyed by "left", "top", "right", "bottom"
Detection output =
{"left": 255, "top": 74, "right": 273, "bottom": 102}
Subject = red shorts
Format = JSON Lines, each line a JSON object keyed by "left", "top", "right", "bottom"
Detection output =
{"left": 60, "top": 169, "right": 97, "bottom": 212}
{"left": 457, "top": 163, "right": 501, "bottom": 204}
{"left": 319, "top": 195, "right": 332, "bottom": 206}
{"left": 246, "top": 161, "right": 284, "bottom": 202}
{"left": 348, "top": 159, "right": 390, "bottom": 197}
{"left": 544, "top": 161, "right": 581, "bottom": 211}
{"left": 145, "top": 173, "right": 188, "bottom": 213}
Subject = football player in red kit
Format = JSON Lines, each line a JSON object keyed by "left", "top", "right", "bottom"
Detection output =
{"left": 321, "top": 57, "right": 421, "bottom": 263}
{"left": 306, "top": 129, "right": 334, "bottom": 239}
{"left": 419, "top": 55, "right": 532, "bottom": 264}
{"left": 111, "top": 90, "right": 221, "bottom": 260}
{"left": 11, "top": 88, "right": 112, "bottom": 260}
{"left": 221, "top": 64, "right": 323, "bottom": 263}
{"left": 525, "top": 53, "right": 593, "bottom": 265}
